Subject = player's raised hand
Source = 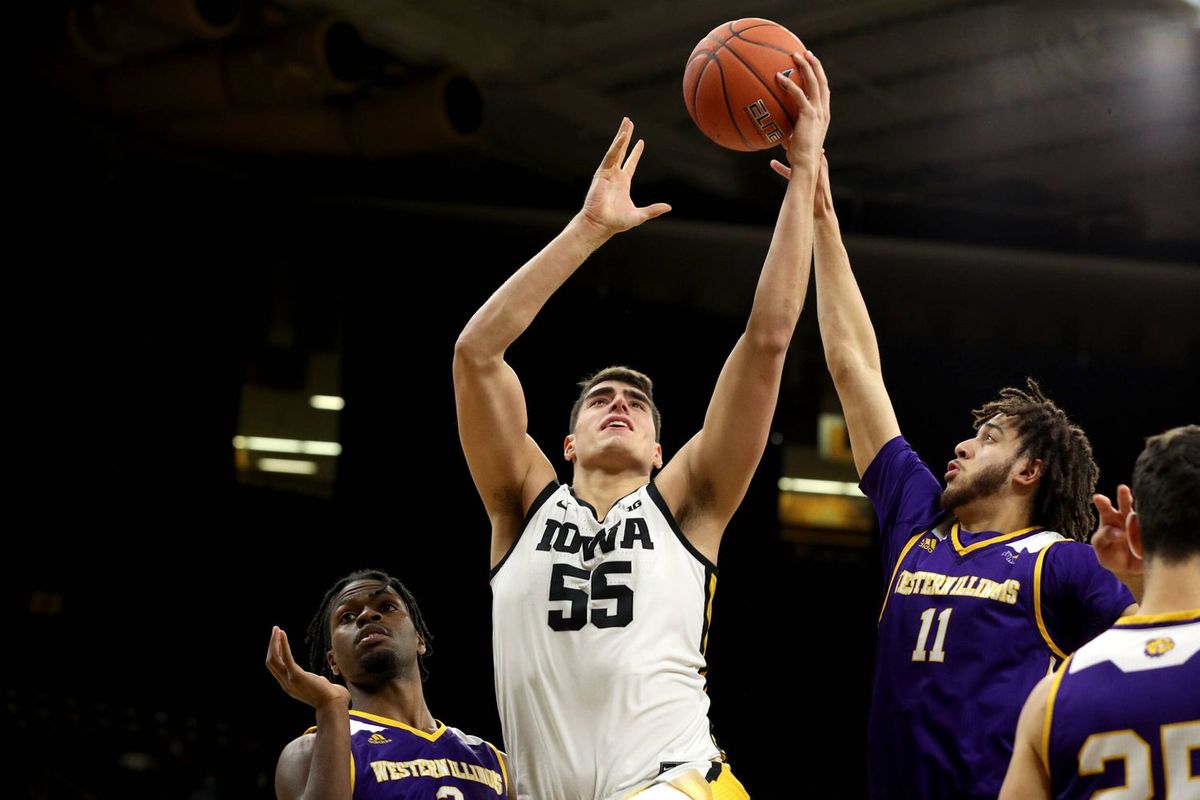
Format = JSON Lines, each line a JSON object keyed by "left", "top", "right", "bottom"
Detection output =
{"left": 1091, "top": 484, "right": 1144, "bottom": 580}
{"left": 266, "top": 626, "right": 351, "bottom": 710}
{"left": 770, "top": 50, "right": 830, "bottom": 179}
{"left": 579, "top": 118, "right": 671, "bottom": 235}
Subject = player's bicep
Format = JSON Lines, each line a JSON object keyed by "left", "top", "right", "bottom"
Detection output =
{"left": 453, "top": 354, "right": 553, "bottom": 514}
{"left": 678, "top": 334, "right": 786, "bottom": 517}
{"left": 830, "top": 364, "right": 901, "bottom": 477}
{"left": 275, "top": 735, "right": 314, "bottom": 800}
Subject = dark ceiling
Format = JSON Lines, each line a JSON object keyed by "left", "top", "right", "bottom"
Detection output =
{"left": 40, "top": 0, "right": 1200, "bottom": 261}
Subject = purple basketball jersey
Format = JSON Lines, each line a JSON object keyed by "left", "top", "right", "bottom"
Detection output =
{"left": 1047, "top": 613, "right": 1200, "bottom": 799}
{"left": 862, "top": 437, "right": 1133, "bottom": 799}
{"left": 338, "top": 711, "right": 509, "bottom": 799}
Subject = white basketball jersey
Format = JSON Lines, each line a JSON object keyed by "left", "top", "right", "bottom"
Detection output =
{"left": 491, "top": 481, "right": 721, "bottom": 800}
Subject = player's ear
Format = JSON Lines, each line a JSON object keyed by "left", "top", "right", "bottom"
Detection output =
{"left": 652, "top": 443, "right": 663, "bottom": 470}
{"left": 564, "top": 434, "right": 576, "bottom": 463}
{"left": 327, "top": 650, "right": 340, "bottom": 677}
{"left": 1015, "top": 457, "right": 1043, "bottom": 487}
{"left": 1126, "top": 512, "right": 1144, "bottom": 560}
{"left": 416, "top": 634, "right": 427, "bottom": 656}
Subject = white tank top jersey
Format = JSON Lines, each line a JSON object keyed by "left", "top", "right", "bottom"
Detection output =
{"left": 490, "top": 481, "right": 721, "bottom": 800}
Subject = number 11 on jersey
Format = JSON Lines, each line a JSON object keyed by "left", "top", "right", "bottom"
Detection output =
{"left": 912, "top": 607, "right": 952, "bottom": 662}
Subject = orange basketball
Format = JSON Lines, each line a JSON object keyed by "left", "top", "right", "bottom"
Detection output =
{"left": 683, "top": 19, "right": 804, "bottom": 152}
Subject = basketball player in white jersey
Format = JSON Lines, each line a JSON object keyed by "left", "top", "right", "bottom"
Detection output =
{"left": 453, "top": 51, "right": 830, "bottom": 800}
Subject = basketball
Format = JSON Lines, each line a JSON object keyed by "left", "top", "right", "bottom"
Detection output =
{"left": 683, "top": 19, "right": 804, "bottom": 151}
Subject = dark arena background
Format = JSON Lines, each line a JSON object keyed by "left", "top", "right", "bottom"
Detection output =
{"left": 12, "top": 1, "right": 1198, "bottom": 798}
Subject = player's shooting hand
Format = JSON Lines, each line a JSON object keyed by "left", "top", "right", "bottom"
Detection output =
{"left": 1091, "top": 484, "right": 1144, "bottom": 581}
{"left": 579, "top": 117, "right": 671, "bottom": 236}
{"left": 769, "top": 50, "right": 830, "bottom": 180}
{"left": 266, "top": 626, "right": 351, "bottom": 711}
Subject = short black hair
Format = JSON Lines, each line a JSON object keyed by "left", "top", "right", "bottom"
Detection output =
{"left": 305, "top": 569, "right": 434, "bottom": 682}
{"left": 1132, "top": 425, "right": 1200, "bottom": 564}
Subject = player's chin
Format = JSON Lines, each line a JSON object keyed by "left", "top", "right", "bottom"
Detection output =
{"left": 596, "top": 445, "right": 653, "bottom": 471}
{"left": 940, "top": 486, "right": 966, "bottom": 512}
{"left": 359, "top": 648, "right": 403, "bottom": 677}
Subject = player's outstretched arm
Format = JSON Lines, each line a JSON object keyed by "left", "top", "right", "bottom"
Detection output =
{"left": 454, "top": 118, "right": 671, "bottom": 562}
{"left": 658, "top": 51, "right": 828, "bottom": 561}
{"left": 811, "top": 154, "right": 901, "bottom": 477}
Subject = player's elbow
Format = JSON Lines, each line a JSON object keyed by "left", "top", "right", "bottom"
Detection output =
{"left": 745, "top": 324, "right": 793, "bottom": 358}
{"left": 825, "top": 350, "right": 876, "bottom": 386}
{"left": 453, "top": 331, "right": 496, "bottom": 371}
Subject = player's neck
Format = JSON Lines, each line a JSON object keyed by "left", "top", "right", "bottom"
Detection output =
{"left": 954, "top": 496, "right": 1033, "bottom": 536}
{"left": 1135, "top": 555, "right": 1200, "bottom": 617}
{"left": 349, "top": 678, "right": 437, "bottom": 733}
{"left": 570, "top": 468, "right": 648, "bottom": 520}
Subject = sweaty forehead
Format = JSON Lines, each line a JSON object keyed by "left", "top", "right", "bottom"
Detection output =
{"left": 588, "top": 381, "right": 649, "bottom": 402}
{"left": 333, "top": 580, "right": 398, "bottom": 609}
{"left": 981, "top": 414, "right": 1021, "bottom": 437}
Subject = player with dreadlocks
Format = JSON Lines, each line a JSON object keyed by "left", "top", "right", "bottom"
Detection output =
{"left": 267, "top": 570, "right": 516, "bottom": 800}
{"left": 797, "top": 155, "right": 1141, "bottom": 799}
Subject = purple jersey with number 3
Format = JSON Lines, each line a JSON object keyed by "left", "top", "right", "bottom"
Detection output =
{"left": 862, "top": 437, "right": 1133, "bottom": 799}
{"left": 331, "top": 711, "right": 509, "bottom": 800}
{"left": 1046, "top": 614, "right": 1200, "bottom": 799}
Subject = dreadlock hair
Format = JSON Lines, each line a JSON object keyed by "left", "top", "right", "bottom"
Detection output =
{"left": 971, "top": 378, "right": 1098, "bottom": 541}
{"left": 305, "top": 569, "right": 434, "bottom": 683}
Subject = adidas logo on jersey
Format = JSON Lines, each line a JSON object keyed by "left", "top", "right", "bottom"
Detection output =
{"left": 368, "top": 733, "right": 392, "bottom": 744}
{"left": 1144, "top": 637, "right": 1175, "bottom": 657}
{"left": 919, "top": 537, "right": 937, "bottom": 553}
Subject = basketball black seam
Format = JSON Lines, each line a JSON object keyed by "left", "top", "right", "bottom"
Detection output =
{"left": 695, "top": 35, "right": 729, "bottom": 121}
{"left": 697, "top": 22, "right": 794, "bottom": 147}
{"left": 730, "top": 21, "right": 803, "bottom": 121}
{"left": 720, "top": 37, "right": 797, "bottom": 129}
{"left": 712, "top": 58, "right": 753, "bottom": 150}
{"left": 690, "top": 51, "right": 716, "bottom": 122}
{"left": 686, "top": 49, "right": 714, "bottom": 116}
{"left": 730, "top": 31, "right": 798, "bottom": 57}
{"left": 731, "top": 22, "right": 778, "bottom": 36}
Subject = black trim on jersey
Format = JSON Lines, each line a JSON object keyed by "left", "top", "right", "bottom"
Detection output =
{"left": 656, "top": 762, "right": 724, "bottom": 782}
{"left": 699, "top": 563, "right": 716, "bottom": 656}
{"left": 646, "top": 481, "right": 718, "bottom": 574}
{"left": 567, "top": 484, "right": 644, "bottom": 524}
{"left": 489, "top": 480, "right": 560, "bottom": 580}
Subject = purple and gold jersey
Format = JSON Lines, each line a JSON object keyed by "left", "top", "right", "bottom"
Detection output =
{"left": 863, "top": 437, "right": 1133, "bottom": 799}
{"left": 1046, "top": 612, "right": 1200, "bottom": 799}
{"left": 319, "top": 710, "right": 509, "bottom": 799}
